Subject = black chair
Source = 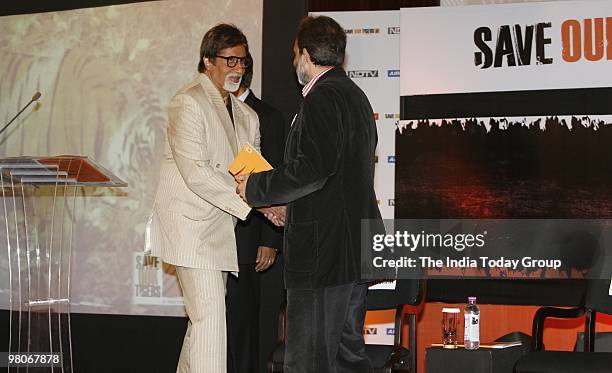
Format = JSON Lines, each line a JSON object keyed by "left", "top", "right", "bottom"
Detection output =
{"left": 575, "top": 331, "right": 612, "bottom": 352}
{"left": 268, "top": 279, "right": 424, "bottom": 373}
{"left": 366, "top": 279, "right": 424, "bottom": 373}
{"left": 513, "top": 278, "right": 612, "bottom": 373}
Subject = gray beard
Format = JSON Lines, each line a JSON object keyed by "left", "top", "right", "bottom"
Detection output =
{"left": 224, "top": 74, "right": 242, "bottom": 92}
{"left": 296, "top": 57, "right": 310, "bottom": 86}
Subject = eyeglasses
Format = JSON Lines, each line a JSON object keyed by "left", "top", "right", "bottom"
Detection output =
{"left": 215, "top": 55, "right": 252, "bottom": 68}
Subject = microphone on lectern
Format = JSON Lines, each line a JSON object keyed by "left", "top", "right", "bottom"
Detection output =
{"left": 0, "top": 92, "right": 42, "bottom": 136}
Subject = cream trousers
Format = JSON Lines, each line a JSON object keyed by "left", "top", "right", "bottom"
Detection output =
{"left": 176, "top": 267, "right": 228, "bottom": 373}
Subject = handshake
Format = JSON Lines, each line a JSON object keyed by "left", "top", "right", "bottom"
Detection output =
{"left": 235, "top": 174, "right": 286, "bottom": 227}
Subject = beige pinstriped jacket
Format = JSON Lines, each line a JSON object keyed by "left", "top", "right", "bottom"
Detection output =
{"left": 150, "top": 73, "right": 260, "bottom": 271}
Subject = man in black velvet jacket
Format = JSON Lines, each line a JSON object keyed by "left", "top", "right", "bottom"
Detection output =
{"left": 236, "top": 15, "right": 381, "bottom": 373}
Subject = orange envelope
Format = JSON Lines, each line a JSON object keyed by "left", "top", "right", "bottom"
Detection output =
{"left": 228, "top": 142, "right": 273, "bottom": 176}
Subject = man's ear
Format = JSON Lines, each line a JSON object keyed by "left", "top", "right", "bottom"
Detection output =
{"left": 301, "top": 48, "right": 311, "bottom": 64}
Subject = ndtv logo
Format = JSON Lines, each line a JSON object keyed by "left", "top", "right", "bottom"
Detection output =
{"left": 348, "top": 70, "right": 379, "bottom": 78}
{"left": 387, "top": 156, "right": 396, "bottom": 163}
{"left": 345, "top": 28, "right": 380, "bottom": 35}
{"left": 364, "top": 327, "right": 378, "bottom": 335}
{"left": 386, "top": 328, "right": 395, "bottom": 335}
{"left": 388, "top": 27, "right": 400, "bottom": 35}
{"left": 388, "top": 199, "right": 395, "bottom": 206}
{"left": 387, "top": 70, "right": 400, "bottom": 77}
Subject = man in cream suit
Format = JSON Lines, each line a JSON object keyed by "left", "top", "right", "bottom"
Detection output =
{"left": 150, "top": 24, "right": 260, "bottom": 373}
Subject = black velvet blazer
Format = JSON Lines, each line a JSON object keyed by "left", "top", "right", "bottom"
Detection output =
{"left": 246, "top": 67, "right": 382, "bottom": 289}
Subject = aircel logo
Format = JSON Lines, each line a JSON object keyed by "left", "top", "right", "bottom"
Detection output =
{"left": 348, "top": 70, "right": 379, "bottom": 78}
{"left": 388, "top": 27, "right": 400, "bottom": 35}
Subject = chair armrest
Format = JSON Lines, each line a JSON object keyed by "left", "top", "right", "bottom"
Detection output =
{"left": 532, "top": 306, "right": 585, "bottom": 351}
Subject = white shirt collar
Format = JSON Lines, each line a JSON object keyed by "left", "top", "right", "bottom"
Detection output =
{"left": 302, "top": 67, "right": 333, "bottom": 97}
{"left": 237, "top": 88, "right": 250, "bottom": 102}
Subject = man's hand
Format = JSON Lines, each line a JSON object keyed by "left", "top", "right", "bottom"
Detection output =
{"left": 235, "top": 174, "right": 249, "bottom": 204}
{"left": 235, "top": 174, "right": 286, "bottom": 226}
{"left": 257, "top": 205, "right": 286, "bottom": 227}
{"left": 255, "top": 246, "right": 277, "bottom": 272}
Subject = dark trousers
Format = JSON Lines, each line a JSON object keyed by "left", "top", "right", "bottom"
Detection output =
{"left": 227, "top": 263, "right": 260, "bottom": 373}
{"left": 284, "top": 282, "right": 372, "bottom": 373}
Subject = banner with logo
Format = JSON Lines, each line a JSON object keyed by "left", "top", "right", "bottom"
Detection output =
{"left": 133, "top": 253, "right": 183, "bottom": 306}
{"left": 400, "top": 0, "right": 612, "bottom": 125}
{"left": 395, "top": 0, "right": 612, "bottom": 299}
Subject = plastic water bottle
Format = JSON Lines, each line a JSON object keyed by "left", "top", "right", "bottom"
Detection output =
{"left": 464, "top": 296, "right": 480, "bottom": 350}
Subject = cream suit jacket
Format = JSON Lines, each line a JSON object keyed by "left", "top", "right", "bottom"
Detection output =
{"left": 150, "top": 73, "right": 260, "bottom": 271}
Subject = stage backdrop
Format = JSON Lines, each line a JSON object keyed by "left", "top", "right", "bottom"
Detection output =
{"left": 0, "top": 0, "right": 263, "bottom": 316}
{"left": 397, "top": 0, "right": 612, "bottom": 220}
{"left": 399, "top": 1, "right": 612, "bottom": 371}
